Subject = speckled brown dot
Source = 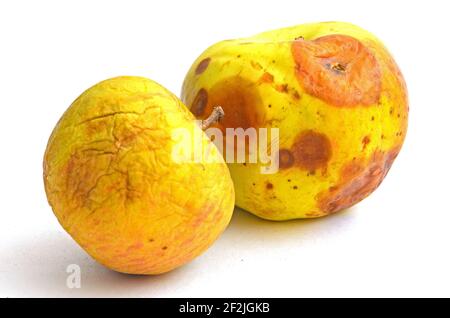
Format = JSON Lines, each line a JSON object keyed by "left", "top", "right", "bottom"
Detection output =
{"left": 276, "top": 84, "right": 288, "bottom": 93}
{"left": 292, "top": 90, "right": 301, "bottom": 100}
{"left": 279, "top": 149, "right": 295, "bottom": 169}
{"left": 362, "top": 136, "right": 371, "bottom": 149}
{"left": 259, "top": 72, "right": 274, "bottom": 84}
{"left": 266, "top": 182, "right": 274, "bottom": 190}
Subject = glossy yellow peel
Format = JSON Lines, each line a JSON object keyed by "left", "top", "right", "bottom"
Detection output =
{"left": 182, "top": 22, "right": 408, "bottom": 220}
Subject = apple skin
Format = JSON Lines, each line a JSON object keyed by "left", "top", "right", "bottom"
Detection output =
{"left": 44, "top": 76, "right": 235, "bottom": 274}
{"left": 182, "top": 22, "right": 408, "bottom": 220}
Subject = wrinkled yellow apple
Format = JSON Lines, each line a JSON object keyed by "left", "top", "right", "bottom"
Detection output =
{"left": 44, "top": 76, "right": 235, "bottom": 274}
{"left": 182, "top": 22, "right": 408, "bottom": 220}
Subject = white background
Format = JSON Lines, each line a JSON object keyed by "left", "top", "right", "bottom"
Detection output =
{"left": 1, "top": 0, "right": 449, "bottom": 297}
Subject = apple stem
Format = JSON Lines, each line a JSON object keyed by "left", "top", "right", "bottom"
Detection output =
{"left": 201, "top": 106, "right": 225, "bottom": 130}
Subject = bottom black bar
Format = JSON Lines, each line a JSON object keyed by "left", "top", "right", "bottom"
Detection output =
{"left": 0, "top": 298, "right": 447, "bottom": 316}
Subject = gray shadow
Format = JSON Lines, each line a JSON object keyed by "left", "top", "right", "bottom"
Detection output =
{"left": 2, "top": 207, "right": 358, "bottom": 297}
{"left": 222, "top": 206, "right": 359, "bottom": 248}
{"left": 1, "top": 231, "right": 195, "bottom": 297}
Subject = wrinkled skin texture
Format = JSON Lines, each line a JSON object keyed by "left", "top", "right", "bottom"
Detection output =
{"left": 44, "top": 77, "right": 235, "bottom": 274}
{"left": 182, "top": 22, "right": 408, "bottom": 220}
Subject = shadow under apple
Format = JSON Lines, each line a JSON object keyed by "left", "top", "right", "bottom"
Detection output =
{"left": 2, "top": 206, "right": 357, "bottom": 296}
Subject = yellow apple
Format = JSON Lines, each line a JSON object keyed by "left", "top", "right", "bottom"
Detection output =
{"left": 182, "top": 22, "right": 408, "bottom": 220}
{"left": 44, "top": 76, "right": 235, "bottom": 274}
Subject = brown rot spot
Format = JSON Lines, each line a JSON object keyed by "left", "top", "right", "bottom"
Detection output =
{"left": 191, "top": 88, "right": 208, "bottom": 116}
{"left": 384, "top": 147, "right": 400, "bottom": 172}
{"left": 266, "top": 182, "right": 274, "bottom": 190}
{"left": 317, "top": 147, "right": 401, "bottom": 214}
{"left": 63, "top": 149, "right": 115, "bottom": 208}
{"left": 291, "top": 35, "right": 382, "bottom": 107}
{"left": 259, "top": 72, "right": 274, "bottom": 84}
{"left": 278, "top": 149, "right": 295, "bottom": 169}
{"left": 291, "top": 130, "right": 332, "bottom": 171}
{"left": 362, "top": 136, "right": 371, "bottom": 150}
{"left": 197, "top": 76, "right": 263, "bottom": 131}
{"left": 195, "top": 58, "right": 211, "bottom": 75}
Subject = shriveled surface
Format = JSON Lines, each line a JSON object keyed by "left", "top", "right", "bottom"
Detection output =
{"left": 44, "top": 76, "right": 235, "bottom": 274}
